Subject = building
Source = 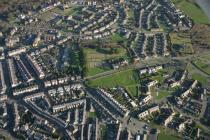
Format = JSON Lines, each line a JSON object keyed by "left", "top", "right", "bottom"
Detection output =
{"left": 7, "top": 58, "right": 20, "bottom": 87}
{"left": 26, "top": 55, "right": 45, "bottom": 79}
{"left": 138, "top": 110, "right": 149, "bottom": 119}
{"left": 0, "top": 61, "right": 6, "bottom": 93}
{"left": 52, "top": 99, "right": 86, "bottom": 113}
{"left": 8, "top": 47, "right": 26, "bottom": 56}
{"left": 164, "top": 112, "right": 176, "bottom": 126}
{"left": 138, "top": 105, "right": 159, "bottom": 119}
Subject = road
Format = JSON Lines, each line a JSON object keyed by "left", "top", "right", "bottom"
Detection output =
{"left": 22, "top": 101, "right": 73, "bottom": 140}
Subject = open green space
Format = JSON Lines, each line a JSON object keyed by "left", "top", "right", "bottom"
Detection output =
{"left": 87, "top": 67, "right": 111, "bottom": 76}
{"left": 151, "top": 123, "right": 182, "bottom": 140}
{"left": 88, "top": 69, "right": 140, "bottom": 97}
{"left": 158, "top": 133, "right": 182, "bottom": 140}
{"left": 171, "top": 0, "right": 209, "bottom": 24}
{"left": 170, "top": 32, "right": 194, "bottom": 54}
{"left": 151, "top": 75, "right": 165, "bottom": 84}
{"left": 88, "top": 69, "right": 139, "bottom": 87}
{"left": 154, "top": 90, "right": 171, "bottom": 100}
{"left": 192, "top": 73, "right": 208, "bottom": 85}
{"left": 151, "top": 86, "right": 180, "bottom": 101}
{"left": 84, "top": 47, "right": 127, "bottom": 67}
{"left": 110, "top": 33, "right": 126, "bottom": 43}
{"left": 193, "top": 56, "right": 210, "bottom": 75}
{"left": 126, "top": 85, "right": 139, "bottom": 97}
{"left": 170, "top": 33, "right": 192, "bottom": 46}
{"left": 84, "top": 47, "right": 128, "bottom": 76}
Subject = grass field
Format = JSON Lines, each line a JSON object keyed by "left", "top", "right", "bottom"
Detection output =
{"left": 193, "top": 55, "right": 210, "bottom": 75}
{"left": 192, "top": 73, "right": 208, "bottom": 85}
{"left": 87, "top": 67, "right": 111, "bottom": 76}
{"left": 170, "top": 33, "right": 192, "bottom": 46}
{"left": 88, "top": 69, "right": 140, "bottom": 97}
{"left": 158, "top": 133, "right": 181, "bottom": 140}
{"left": 110, "top": 33, "right": 126, "bottom": 43}
{"left": 170, "top": 32, "right": 194, "bottom": 54}
{"left": 151, "top": 123, "right": 182, "bottom": 140}
{"left": 84, "top": 47, "right": 127, "bottom": 68}
{"left": 84, "top": 47, "right": 128, "bottom": 76}
{"left": 126, "top": 86, "right": 139, "bottom": 97}
{"left": 154, "top": 90, "right": 171, "bottom": 100}
{"left": 171, "top": 0, "right": 209, "bottom": 24}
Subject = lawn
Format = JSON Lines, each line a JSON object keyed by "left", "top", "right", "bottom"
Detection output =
{"left": 88, "top": 112, "right": 97, "bottom": 118}
{"left": 192, "top": 73, "right": 208, "bottom": 85}
{"left": 88, "top": 69, "right": 139, "bottom": 87}
{"left": 151, "top": 75, "right": 165, "bottom": 84}
{"left": 170, "top": 32, "right": 194, "bottom": 54}
{"left": 158, "top": 133, "right": 182, "bottom": 140}
{"left": 126, "top": 85, "right": 139, "bottom": 97}
{"left": 88, "top": 69, "right": 140, "bottom": 97}
{"left": 151, "top": 86, "right": 179, "bottom": 101}
{"left": 87, "top": 67, "right": 111, "bottom": 76}
{"left": 151, "top": 123, "right": 182, "bottom": 140}
{"left": 110, "top": 33, "right": 126, "bottom": 43}
{"left": 170, "top": 33, "right": 192, "bottom": 46}
{"left": 171, "top": 0, "right": 209, "bottom": 24}
{"left": 155, "top": 90, "right": 172, "bottom": 100}
{"left": 84, "top": 47, "right": 128, "bottom": 76}
{"left": 193, "top": 57, "right": 210, "bottom": 75}
{"left": 84, "top": 47, "right": 127, "bottom": 68}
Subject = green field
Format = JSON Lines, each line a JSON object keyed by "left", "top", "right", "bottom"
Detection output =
{"left": 126, "top": 85, "right": 139, "bottom": 97}
{"left": 151, "top": 86, "right": 180, "bottom": 101}
{"left": 172, "top": 0, "right": 209, "bottom": 24}
{"left": 155, "top": 90, "right": 171, "bottom": 100}
{"left": 84, "top": 47, "right": 128, "bottom": 76}
{"left": 110, "top": 33, "right": 126, "bottom": 43}
{"left": 87, "top": 67, "right": 111, "bottom": 76}
{"left": 88, "top": 69, "right": 140, "bottom": 97}
{"left": 193, "top": 57, "right": 210, "bottom": 75}
{"left": 158, "top": 133, "right": 181, "bottom": 140}
{"left": 192, "top": 73, "right": 208, "bottom": 85}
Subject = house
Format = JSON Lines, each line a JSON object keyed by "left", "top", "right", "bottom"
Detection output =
{"left": 139, "top": 68, "right": 148, "bottom": 75}
{"left": 148, "top": 105, "right": 160, "bottom": 114}
{"left": 26, "top": 55, "right": 45, "bottom": 79}
{"left": 164, "top": 112, "right": 176, "bottom": 126}
{"left": 7, "top": 58, "right": 20, "bottom": 87}
{"left": 138, "top": 110, "right": 149, "bottom": 119}
{"left": 0, "top": 62, "right": 6, "bottom": 93}
{"left": 147, "top": 80, "right": 158, "bottom": 88}
{"left": 140, "top": 95, "right": 152, "bottom": 105}
{"left": 8, "top": 47, "right": 26, "bottom": 56}
{"left": 138, "top": 105, "right": 159, "bottom": 119}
